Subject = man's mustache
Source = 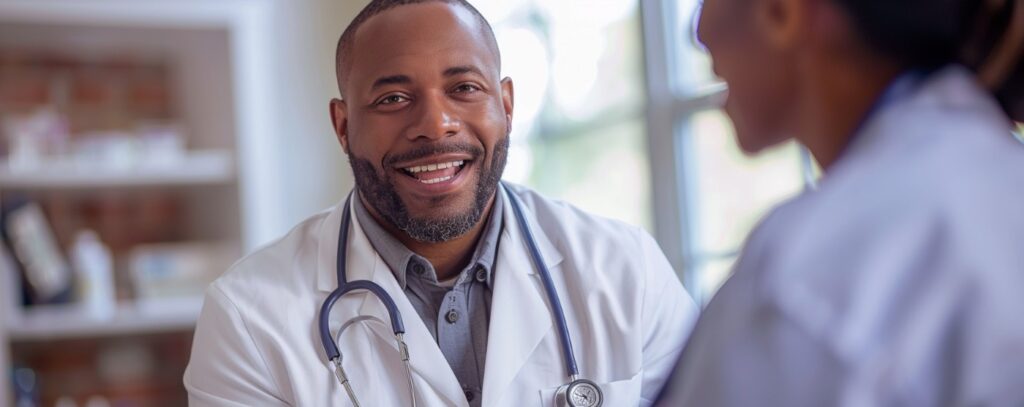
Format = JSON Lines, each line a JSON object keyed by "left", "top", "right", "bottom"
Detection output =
{"left": 382, "top": 142, "right": 485, "bottom": 168}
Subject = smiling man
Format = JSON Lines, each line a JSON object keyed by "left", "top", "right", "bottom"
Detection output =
{"left": 184, "top": 1, "right": 697, "bottom": 406}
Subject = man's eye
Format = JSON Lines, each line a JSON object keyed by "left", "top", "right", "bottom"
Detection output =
{"left": 454, "top": 84, "right": 480, "bottom": 93}
{"left": 378, "top": 95, "right": 407, "bottom": 105}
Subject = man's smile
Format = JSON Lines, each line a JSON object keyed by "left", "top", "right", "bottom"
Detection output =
{"left": 390, "top": 154, "right": 478, "bottom": 197}
{"left": 400, "top": 160, "right": 466, "bottom": 184}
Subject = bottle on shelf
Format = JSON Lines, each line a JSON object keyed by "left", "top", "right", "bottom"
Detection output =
{"left": 70, "top": 230, "right": 116, "bottom": 318}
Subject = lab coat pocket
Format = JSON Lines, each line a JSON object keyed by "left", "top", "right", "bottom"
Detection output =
{"left": 537, "top": 371, "right": 642, "bottom": 407}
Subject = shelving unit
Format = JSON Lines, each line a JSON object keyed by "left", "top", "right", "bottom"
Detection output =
{"left": 0, "top": 1, "right": 277, "bottom": 405}
{"left": 7, "top": 298, "right": 203, "bottom": 342}
{"left": 0, "top": 150, "right": 234, "bottom": 189}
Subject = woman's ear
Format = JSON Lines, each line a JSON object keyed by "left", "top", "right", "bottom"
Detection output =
{"left": 757, "top": 0, "right": 809, "bottom": 50}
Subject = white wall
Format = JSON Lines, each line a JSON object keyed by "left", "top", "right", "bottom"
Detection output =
{"left": 260, "top": 0, "right": 365, "bottom": 233}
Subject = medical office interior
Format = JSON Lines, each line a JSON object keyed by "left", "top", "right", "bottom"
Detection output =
{"left": 1, "top": 0, "right": 1020, "bottom": 406}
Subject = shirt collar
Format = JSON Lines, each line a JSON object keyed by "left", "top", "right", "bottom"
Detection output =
{"left": 351, "top": 191, "right": 503, "bottom": 289}
{"left": 467, "top": 193, "right": 503, "bottom": 286}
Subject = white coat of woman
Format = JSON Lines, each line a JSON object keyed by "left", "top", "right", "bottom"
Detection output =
{"left": 658, "top": 0, "right": 1024, "bottom": 405}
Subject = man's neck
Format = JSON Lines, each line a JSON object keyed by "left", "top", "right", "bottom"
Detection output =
{"left": 362, "top": 194, "right": 496, "bottom": 281}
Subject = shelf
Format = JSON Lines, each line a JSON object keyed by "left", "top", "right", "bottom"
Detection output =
{"left": 0, "top": 150, "right": 234, "bottom": 189}
{"left": 7, "top": 297, "right": 203, "bottom": 341}
{"left": 0, "top": 0, "right": 260, "bottom": 29}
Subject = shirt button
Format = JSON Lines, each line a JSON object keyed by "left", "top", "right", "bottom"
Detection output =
{"left": 445, "top": 309, "right": 460, "bottom": 324}
{"left": 464, "top": 390, "right": 475, "bottom": 402}
{"left": 412, "top": 263, "right": 425, "bottom": 275}
{"left": 475, "top": 267, "right": 487, "bottom": 282}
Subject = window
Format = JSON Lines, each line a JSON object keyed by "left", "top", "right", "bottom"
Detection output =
{"left": 477, "top": 0, "right": 653, "bottom": 230}
{"left": 642, "top": 0, "right": 813, "bottom": 303}
{"left": 478, "top": 0, "right": 813, "bottom": 303}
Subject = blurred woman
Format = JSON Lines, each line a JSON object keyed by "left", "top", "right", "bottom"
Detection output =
{"left": 659, "top": 0, "right": 1024, "bottom": 405}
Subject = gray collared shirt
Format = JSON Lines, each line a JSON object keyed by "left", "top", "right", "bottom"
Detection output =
{"left": 353, "top": 193, "right": 503, "bottom": 406}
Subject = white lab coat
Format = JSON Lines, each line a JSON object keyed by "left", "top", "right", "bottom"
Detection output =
{"left": 659, "top": 66, "right": 1024, "bottom": 406}
{"left": 185, "top": 183, "right": 698, "bottom": 406}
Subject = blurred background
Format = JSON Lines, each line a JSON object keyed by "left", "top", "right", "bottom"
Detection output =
{"left": 7, "top": 0, "right": 1010, "bottom": 405}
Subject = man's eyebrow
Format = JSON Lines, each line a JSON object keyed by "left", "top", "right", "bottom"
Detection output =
{"left": 371, "top": 74, "right": 411, "bottom": 90}
{"left": 443, "top": 65, "right": 485, "bottom": 78}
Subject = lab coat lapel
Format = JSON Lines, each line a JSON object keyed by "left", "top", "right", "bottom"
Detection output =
{"left": 482, "top": 187, "right": 565, "bottom": 405}
{"left": 316, "top": 196, "right": 468, "bottom": 407}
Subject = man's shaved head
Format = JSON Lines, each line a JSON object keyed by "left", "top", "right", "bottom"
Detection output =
{"left": 335, "top": 0, "right": 500, "bottom": 97}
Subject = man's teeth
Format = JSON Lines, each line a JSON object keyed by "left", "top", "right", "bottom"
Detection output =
{"left": 403, "top": 160, "right": 464, "bottom": 174}
{"left": 420, "top": 175, "right": 453, "bottom": 184}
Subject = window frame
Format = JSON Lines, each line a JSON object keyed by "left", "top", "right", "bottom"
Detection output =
{"left": 640, "top": 0, "right": 814, "bottom": 304}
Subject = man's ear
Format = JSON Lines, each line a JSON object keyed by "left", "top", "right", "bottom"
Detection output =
{"left": 500, "top": 77, "right": 514, "bottom": 134}
{"left": 757, "top": 0, "right": 808, "bottom": 50}
{"left": 329, "top": 98, "right": 350, "bottom": 154}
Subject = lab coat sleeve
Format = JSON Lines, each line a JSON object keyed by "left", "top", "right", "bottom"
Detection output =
{"left": 637, "top": 229, "right": 699, "bottom": 405}
{"left": 184, "top": 284, "right": 288, "bottom": 406}
{"left": 656, "top": 277, "right": 844, "bottom": 406}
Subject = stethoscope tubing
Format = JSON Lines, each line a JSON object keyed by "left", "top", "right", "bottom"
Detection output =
{"left": 503, "top": 183, "right": 580, "bottom": 378}
{"left": 319, "top": 193, "right": 408, "bottom": 363}
{"left": 317, "top": 182, "right": 580, "bottom": 381}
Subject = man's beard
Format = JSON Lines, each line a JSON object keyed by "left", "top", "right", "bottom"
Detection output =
{"left": 348, "top": 136, "right": 509, "bottom": 243}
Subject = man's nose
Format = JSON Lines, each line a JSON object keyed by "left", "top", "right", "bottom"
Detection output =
{"left": 407, "top": 92, "right": 461, "bottom": 141}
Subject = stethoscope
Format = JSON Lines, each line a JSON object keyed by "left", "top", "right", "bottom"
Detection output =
{"left": 318, "top": 182, "right": 603, "bottom": 407}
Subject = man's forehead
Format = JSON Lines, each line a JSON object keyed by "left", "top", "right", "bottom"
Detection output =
{"left": 346, "top": 2, "right": 500, "bottom": 90}
{"left": 353, "top": 48, "right": 493, "bottom": 84}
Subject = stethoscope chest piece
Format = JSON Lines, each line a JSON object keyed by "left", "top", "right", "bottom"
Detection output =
{"left": 555, "top": 378, "right": 603, "bottom": 407}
